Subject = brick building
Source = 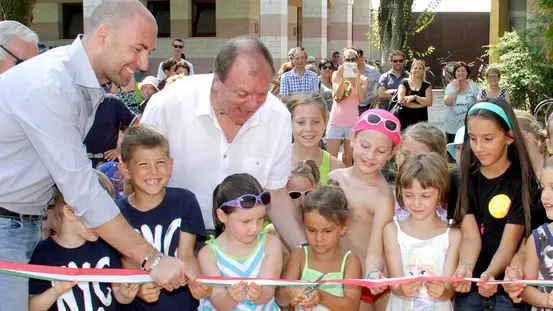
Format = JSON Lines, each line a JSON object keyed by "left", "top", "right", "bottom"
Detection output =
{"left": 31, "top": 0, "right": 381, "bottom": 76}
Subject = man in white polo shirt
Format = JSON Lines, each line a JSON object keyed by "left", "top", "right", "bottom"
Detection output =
{"left": 142, "top": 36, "right": 304, "bottom": 249}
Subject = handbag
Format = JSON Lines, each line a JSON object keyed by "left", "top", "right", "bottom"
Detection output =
{"left": 387, "top": 92, "right": 403, "bottom": 117}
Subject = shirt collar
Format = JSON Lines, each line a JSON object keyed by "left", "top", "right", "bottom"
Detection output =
{"left": 195, "top": 74, "right": 267, "bottom": 125}
{"left": 67, "top": 35, "right": 102, "bottom": 89}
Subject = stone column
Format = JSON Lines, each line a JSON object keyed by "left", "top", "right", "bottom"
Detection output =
{"left": 170, "top": 0, "right": 191, "bottom": 38}
{"left": 31, "top": 3, "right": 62, "bottom": 41}
{"left": 260, "top": 0, "right": 288, "bottom": 70}
{"left": 303, "top": 0, "right": 327, "bottom": 60}
{"left": 328, "top": 0, "right": 352, "bottom": 56}
{"left": 353, "top": 0, "right": 380, "bottom": 61}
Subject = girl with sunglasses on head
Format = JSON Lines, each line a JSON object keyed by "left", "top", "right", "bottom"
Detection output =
{"left": 326, "top": 46, "right": 369, "bottom": 167}
{"left": 276, "top": 181, "right": 362, "bottom": 310}
{"left": 452, "top": 98, "right": 546, "bottom": 310}
{"left": 384, "top": 152, "right": 461, "bottom": 311}
{"left": 197, "top": 173, "right": 282, "bottom": 311}
{"left": 328, "top": 109, "right": 400, "bottom": 311}
{"left": 289, "top": 94, "right": 345, "bottom": 186}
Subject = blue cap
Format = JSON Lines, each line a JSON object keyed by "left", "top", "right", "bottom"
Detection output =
{"left": 97, "top": 161, "right": 125, "bottom": 201}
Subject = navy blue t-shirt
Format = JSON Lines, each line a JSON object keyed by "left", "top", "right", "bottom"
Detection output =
{"left": 29, "top": 237, "right": 122, "bottom": 311}
{"left": 84, "top": 94, "right": 136, "bottom": 154}
{"left": 117, "top": 187, "right": 206, "bottom": 311}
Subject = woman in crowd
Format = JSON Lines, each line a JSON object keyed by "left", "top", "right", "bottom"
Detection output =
{"left": 478, "top": 67, "right": 511, "bottom": 104}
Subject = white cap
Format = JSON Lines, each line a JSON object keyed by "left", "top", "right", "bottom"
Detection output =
{"left": 138, "top": 76, "right": 159, "bottom": 91}
{"left": 446, "top": 126, "right": 466, "bottom": 160}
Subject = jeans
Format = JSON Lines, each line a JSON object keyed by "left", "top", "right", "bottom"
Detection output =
{"left": 0, "top": 217, "right": 43, "bottom": 311}
{"left": 455, "top": 292, "right": 530, "bottom": 311}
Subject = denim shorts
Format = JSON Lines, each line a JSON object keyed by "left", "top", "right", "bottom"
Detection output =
{"left": 326, "top": 125, "right": 355, "bottom": 140}
{"left": 455, "top": 292, "right": 530, "bottom": 311}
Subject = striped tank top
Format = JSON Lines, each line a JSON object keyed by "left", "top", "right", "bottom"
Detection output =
{"left": 199, "top": 231, "right": 280, "bottom": 311}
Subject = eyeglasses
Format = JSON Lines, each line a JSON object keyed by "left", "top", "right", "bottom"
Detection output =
{"left": 0, "top": 45, "right": 24, "bottom": 65}
{"left": 392, "top": 59, "right": 405, "bottom": 63}
{"left": 487, "top": 75, "right": 499, "bottom": 79}
{"left": 362, "top": 112, "right": 400, "bottom": 133}
{"left": 173, "top": 45, "right": 184, "bottom": 49}
{"left": 289, "top": 189, "right": 312, "bottom": 200}
{"left": 219, "top": 192, "right": 271, "bottom": 209}
{"left": 321, "top": 65, "right": 333, "bottom": 70}
{"left": 344, "top": 58, "right": 357, "bottom": 62}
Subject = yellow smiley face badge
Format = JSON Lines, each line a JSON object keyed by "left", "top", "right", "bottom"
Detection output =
{"left": 488, "top": 194, "right": 511, "bottom": 219}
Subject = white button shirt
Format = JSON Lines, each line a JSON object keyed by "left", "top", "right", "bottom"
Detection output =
{"left": 142, "top": 74, "right": 292, "bottom": 229}
{"left": 0, "top": 36, "right": 120, "bottom": 227}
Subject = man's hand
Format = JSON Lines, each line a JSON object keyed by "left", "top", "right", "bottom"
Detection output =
{"left": 104, "top": 148, "right": 120, "bottom": 161}
{"left": 148, "top": 256, "right": 189, "bottom": 291}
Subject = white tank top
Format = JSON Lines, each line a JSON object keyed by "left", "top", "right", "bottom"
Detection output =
{"left": 386, "top": 217, "right": 453, "bottom": 311}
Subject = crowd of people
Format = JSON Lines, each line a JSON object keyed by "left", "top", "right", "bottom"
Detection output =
{"left": 0, "top": 0, "right": 549, "bottom": 311}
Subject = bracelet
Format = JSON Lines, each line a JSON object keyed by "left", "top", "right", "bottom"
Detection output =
{"left": 146, "top": 252, "right": 165, "bottom": 273}
{"left": 140, "top": 246, "right": 155, "bottom": 270}
{"left": 505, "top": 265, "right": 523, "bottom": 280}
{"left": 365, "top": 269, "right": 383, "bottom": 279}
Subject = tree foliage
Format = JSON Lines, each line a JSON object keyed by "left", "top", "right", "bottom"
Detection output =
{"left": 367, "top": 0, "right": 440, "bottom": 71}
{"left": 0, "top": 0, "right": 37, "bottom": 27}
{"left": 487, "top": 13, "right": 553, "bottom": 112}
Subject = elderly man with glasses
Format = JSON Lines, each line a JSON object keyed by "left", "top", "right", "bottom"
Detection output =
{"left": 0, "top": 21, "right": 39, "bottom": 74}
{"left": 156, "top": 38, "right": 195, "bottom": 81}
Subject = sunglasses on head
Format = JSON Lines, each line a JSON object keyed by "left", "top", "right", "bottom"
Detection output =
{"left": 392, "top": 59, "right": 404, "bottom": 63}
{"left": 173, "top": 45, "right": 184, "bottom": 49}
{"left": 289, "top": 189, "right": 312, "bottom": 200}
{"left": 344, "top": 58, "right": 357, "bottom": 62}
{"left": 0, "top": 45, "right": 24, "bottom": 65}
{"left": 219, "top": 192, "right": 271, "bottom": 209}
{"left": 363, "top": 112, "right": 400, "bottom": 133}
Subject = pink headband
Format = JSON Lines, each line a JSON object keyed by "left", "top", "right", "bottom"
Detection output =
{"left": 353, "top": 109, "right": 402, "bottom": 146}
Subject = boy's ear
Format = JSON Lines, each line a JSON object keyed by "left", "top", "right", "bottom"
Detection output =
{"left": 118, "top": 162, "right": 130, "bottom": 179}
{"left": 63, "top": 204, "right": 76, "bottom": 219}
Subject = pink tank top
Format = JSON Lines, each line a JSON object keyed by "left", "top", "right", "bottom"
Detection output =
{"left": 328, "top": 86, "right": 359, "bottom": 126}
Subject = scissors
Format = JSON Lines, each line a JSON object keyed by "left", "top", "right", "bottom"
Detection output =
{"left": 304, "top": 273, "right": 327, "bottom": 297}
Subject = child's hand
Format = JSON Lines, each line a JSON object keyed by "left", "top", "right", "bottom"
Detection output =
{"left": 53, "top": 281, "right": 78, "bottom": 296}
{"left": 452, "top": 262, "right": 473, "bottom": 293}
{"left": 189, "top": 281, "right": 212, "bottom": 300}
{"left": 137, "top": 282, "right": 162, "bottom": 303}
{"left": 477, "top": 271, "right": 498, "bottom": 298}
{"left": 117, "top": 283, "right": 140, "bottom": 304}
{"left": 547, "top": 291, "right": 553, "bottom": 308}
{"left": 503, "top": 267, "right": 525, "bottom": 303}
{"left": 366, "top": 270, "right": 388, "bottom": 295}
{"left": 426, "top": 281, "right": 445, "bottom": 300}
{"left": 289, "top": 288, "right": 308, "bottom": 306}
{"left": 400, "top": 280, "right": 422, "bottom": 298}
{"left": 245, "top": 282, "right": 262, "bottom": 303}
{"left": 227, "top": 281, "right": 247, "bottom": 303}
{"left": 299, "top": 289, "right": 321, "bottom": 309}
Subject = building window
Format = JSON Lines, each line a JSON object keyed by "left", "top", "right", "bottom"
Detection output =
{"left": 147, "top": 1, "right": 170, "bottom": 38}
{"left": 192, "top": 0, "right": 216, "bottom": 37}
{"left": 62, "top": 3, "right": 83, "bottom": 39}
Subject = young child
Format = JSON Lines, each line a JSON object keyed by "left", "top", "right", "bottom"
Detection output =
{"left": 117, "top": 124, "right": 206, "bottom": 310}
{"left": 327, "top": 109, "right": 399, "bottom": 311}
{"left": 289, "top": 93, "right": 345, "bottom": 185}
{"left": 29, "top": 171, "right": 139, "bottom": 311}
{"left": 446, "top": 126, "right": 466, "bottom": 166}
{"left": 198, "top": 173, "right": 283, "bottom": 310}
{"left": 453, "top": 98, "right": 544, "bottom": 309}
{"left": 520, "top": 156, "right": 553, "bottom": 309}
{"left": 393, "top": 122, "right": 448, "bottom": 222}
{"left": 384, "top": 153, "right": 461, "bottom": 310}
{"left": 277, "top": 182, "right": 363, "bottom": 310}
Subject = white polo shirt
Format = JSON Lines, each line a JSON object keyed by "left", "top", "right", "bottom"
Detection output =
{"left": 142, "top": 74, "right": 292, "bottom": 229}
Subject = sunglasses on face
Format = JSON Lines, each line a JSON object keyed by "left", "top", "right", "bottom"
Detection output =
{"left": 219, "top": 192, "right": 271, "bottom": 209}
{"left": 289, "top": 189, "right": 312, "bottom": 200}
{"left": 363, "top": 112, "right": 400, "bottom": 133}
{"left": 0, "top": 45, "right": 24, "bottom": 65}
{"left": 344, "top": 58, "right": 357, "bottom": 62}
{"left": 173, "top": 45, "right": 184, "bottom": 49}
{"left": 321, "top": 65, "right": 333, "bottom": 70}
{"left": 392, "top": 59, "right": 405, "bottom": 63}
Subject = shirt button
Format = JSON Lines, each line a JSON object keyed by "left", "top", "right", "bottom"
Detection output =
{"left": 223, "top": 154, "right": 227, "bottom": 159}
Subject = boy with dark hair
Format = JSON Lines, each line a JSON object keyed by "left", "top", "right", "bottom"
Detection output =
{"left": 117, "top": 124, "right": 206, "bottom": 310}
{"left": 29, "top": 170, "right": 139, "bottom": 311}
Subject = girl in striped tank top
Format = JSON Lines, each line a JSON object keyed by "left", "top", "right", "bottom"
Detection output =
{"left": 197, "top": 173, "right": 282, "bottom": 311}
{"left": 276, "top": 181, "right": 362, "bottom": 310}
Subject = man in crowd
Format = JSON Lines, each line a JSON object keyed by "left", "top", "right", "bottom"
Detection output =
{"left": 331, "top": 51, "right": 340, "bottom": 70}
{"left": 279, "top": 47, "right": 319, "bottom": 103}
{"left": 0, "top": 1, "right": 191, "bottom": 309}
{"left": 358, "top": 48, "right": 381, "bottom": 115}
{"left": 0, "top": 21, "right": 39, "bottom": 74}
{"left": 378, "top": 50, "right": 409, "bottom": 110}
{"left": 156, "top": 38, "right": 195, "bottom": 81}
{"left": 142, "top": 36, "right": 305, "bottom": 251}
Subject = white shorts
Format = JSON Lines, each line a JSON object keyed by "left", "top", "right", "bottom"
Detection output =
{"left": 326, "top": 125, "right": 355, "bottom": 140}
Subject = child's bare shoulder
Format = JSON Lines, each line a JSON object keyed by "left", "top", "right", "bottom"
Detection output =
{"left": 265, "top": 233, "right": 283, "bottom": 251}
{"left": 327, "top": 167, "right": 348, "bottom": 182}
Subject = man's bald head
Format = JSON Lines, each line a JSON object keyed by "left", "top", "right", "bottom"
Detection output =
{"left": 85, "top": 0, "right": 156, "bottom": 35}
